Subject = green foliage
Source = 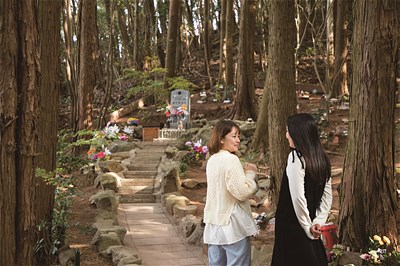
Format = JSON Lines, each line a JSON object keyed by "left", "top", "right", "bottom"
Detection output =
{"left": 179, "top": 162, "right": 188, "bottom": 174}
{"left": 165, "top": 76, "right": 199, "bottom": 92}
{"left": 35, "top": 129, "right": 97, "bottom": 256}
{"left": 57, "top": 129, "right": 97, "bottom": 173}
{"left": 306, "top": 47, "right": 316, "bottom": 56}
{"left": 122, "top": 68, "right": 166, "bottom": 100}
{"left": 121, "top": 66, "right": 197, "bottom": 103}
{"left": 35, "top": 168, "right": 77, "bottom": 256}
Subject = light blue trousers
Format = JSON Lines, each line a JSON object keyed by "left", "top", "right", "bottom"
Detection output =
{"left": 207, "top": 237, "right": 251, "bottom": 266}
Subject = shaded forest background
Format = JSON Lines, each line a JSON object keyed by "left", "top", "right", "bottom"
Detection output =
{"left": 1, "top": 0, "right": 399, "bottom": 265}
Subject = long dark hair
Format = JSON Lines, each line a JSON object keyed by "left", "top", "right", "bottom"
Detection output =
{"left": 287, "top": 113, "right": 331, "bottom": 182}
{"left": 208, "top": 120, "right": 240, "bottom": 155}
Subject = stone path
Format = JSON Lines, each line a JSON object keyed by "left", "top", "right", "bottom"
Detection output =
{"left": 118, "top": 203, "right": 207, "bottom": 266}
{"left": 117, "top": 141, "right": 208, "bottom": 266}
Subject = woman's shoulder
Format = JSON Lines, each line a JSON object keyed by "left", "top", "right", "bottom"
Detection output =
{"left": 286, "top": 149, "right": 305, "bottom": 168}
{"left": 210, "top": 150, "right": 239, "bottom": 162}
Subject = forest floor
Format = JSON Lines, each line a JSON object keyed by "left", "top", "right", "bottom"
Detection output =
{"left": 63, "top": 91, "right": 366, "bottom": 266}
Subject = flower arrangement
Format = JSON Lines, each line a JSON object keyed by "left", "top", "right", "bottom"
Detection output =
{"left": 101, "top": 123, "right": 138, "bottom": 141}
{"left": 87, "top": 147, "right": 111, "bottom": 161}
{"left": 102, "top": 124, "right": 121, "bottom": 140}
{"left": 359, "top": 235, "right": 400, "bottom": 265}
{"left": 165, "top": 104, "right": 189, "bottom": 122}
{"left": 183, "top": 140, "right": 208, "bottom": 163}
{"left": 127, "top": 117, "right": 139, "bottom": 126}
{"left": 327, "top": 244, "right": 345, "bottom": 265}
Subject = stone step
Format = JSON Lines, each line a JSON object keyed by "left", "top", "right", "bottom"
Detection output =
{"left": 135, "top": 153, "right": 165, "bottom": 158}
{"left": 137, "top": 148, "right": 166, "bottom": 153}
{"left": 118, "top": 193, "right": 156, "bottom": 203}
{"left": 126, "top": 164, "right": 159, "bottom": 171}
{"left": 109, "top": 152, "right": 131, "bottom": 159}
{"left": 139, "top": 149, "right": 166, "bottom": 153}
{"left": 120, "top": 178, "right": 155, "bottom": 186}
{"left": 142, "top": 142, "right": 168, "bottom": 147}
{"left": 123, "top": 170, "right": 157, "bottom": 178}
{"left": 130, "top": 157, "right": 161, "bottom": 164}
{"left": 118, "top": 185, "right": 154, "bottom": 194}
{"left": 133, "top": 154, "right": 164, "bottom": 160}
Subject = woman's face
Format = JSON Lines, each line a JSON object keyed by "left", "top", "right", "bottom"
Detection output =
{"left": 221, "top": 127, "right": 240, "bottom": 153}
{"left": 286, "top": 127, "right": 295, "bottom": 148}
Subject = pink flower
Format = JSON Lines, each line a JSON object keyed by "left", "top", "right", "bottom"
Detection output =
{"left": 97, "top": 152, "right": 105, "bottom": 159}
{"left": 202, "top": 146, "right": 208, "bottom": 154}
{"left": 118, "top": 135, "right": 127, "bottom": 141}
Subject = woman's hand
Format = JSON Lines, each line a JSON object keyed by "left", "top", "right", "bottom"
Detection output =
{"left": 310, "top": 224, "right": 322, "bottom": 239}
{"left": 244, "top": 162, "right": 258, "bottom": 172}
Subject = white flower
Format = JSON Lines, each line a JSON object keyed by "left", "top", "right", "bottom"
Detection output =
{"left": 194, "top": 139, "right": 202, "bottom": 147}
{"left": 103, "top": 124, "right": 120, "bottom": 138}
{"left": 123, "top": 126, "right": 134, "bottom": 135}
{"left": 104, "top": 148, "right": 112, "bottom": 156}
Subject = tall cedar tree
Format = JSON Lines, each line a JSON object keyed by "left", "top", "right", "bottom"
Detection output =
{"left": 339, "top": 0, "right": 399, "bottom": 250}
{"left": 77, "top": 0, "right": 97, "bottom": 131}
{"left": 267, "top": 0, "right": 297, "bottom": 202}
{"left": 231, "top": 0, "right": 258, "bottom": 120}
{"left": 0, "top": 0, "right": 60, "bottom": 264}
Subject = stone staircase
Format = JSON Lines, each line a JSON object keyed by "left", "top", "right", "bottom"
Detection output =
{"left": 118, "top": 142, "right": 167, "bottom": 203}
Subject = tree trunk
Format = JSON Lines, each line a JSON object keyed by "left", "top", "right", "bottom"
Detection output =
{"left": 164, "top": 0, "right": 181, "bottom": 81}
{"left": 117, "top": 4, "right": 133, "bottom": 65}
{"left": 339, "top": 0, "right": 399, "bottom": 250}
{"left": 224, "top": 0, "right": 234, "bottom": 97}
{"left": 0, "top": 0, "right": 18, "bottom": 263}
{"left": 63, "top": 0, "right": 78, "bottom": 132}
{"left": 231, "top": 0, "right": 257, "bottom": 120}
{"left": 35, "top": 0, "right": 61, "bottom": 263}
{"left": 203, "top": 0, "right": 211, "bottom": 63}
{"left": 326, "top": 0, "right": 334, "bottom": 96}
{"left": 129, "top": 0, "right": 141, "bottom": 69}
{"left": 15, "top": 1, "right": 41, "bottom": 264}
{"left": 0, "top": 0, "right": 59, "bottom": 264}
{"left": 77, "top": 0, "right": 97, "bottom": 131}
{"left": 332, "top": 0, "right": 348, "bottom": 97}
{"left": 267, "top": 0, "right": 297, "bottom": 202}
{"left": 218, "top": 0, "right": 227, "bottom": 87}
{"left": 203, "top": 0, "right": 213, "bottom": 89}
{"left": 184, "top": 0, "right": 196, "bottom": 49}
{"left": 174, "top": 4, "right": 183, "bottom": 72}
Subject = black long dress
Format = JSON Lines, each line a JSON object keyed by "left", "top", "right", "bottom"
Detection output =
{"left": 271, "top": 149, "right": 328, "bottom": 266}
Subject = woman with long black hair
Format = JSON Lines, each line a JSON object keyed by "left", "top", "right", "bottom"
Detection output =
{"left": 271, "top": 113, "right": 332, "bottom": 266}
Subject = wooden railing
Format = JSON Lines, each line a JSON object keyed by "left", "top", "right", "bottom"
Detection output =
{"left": 158, "top": 128, "right": 187, "bottom": 139}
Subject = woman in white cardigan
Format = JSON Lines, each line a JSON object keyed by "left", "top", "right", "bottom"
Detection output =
{"left": 203, "top": 120, "right": 258, "bottom": 266}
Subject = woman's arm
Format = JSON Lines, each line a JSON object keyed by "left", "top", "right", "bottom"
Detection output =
{"left": 286, "top": 153, "right": 315, "bottom": 240}
{"left": 313, "top": 178, "right": 332, "bottom": 225}
{"left": 225, "top": 155, "right": 258, "bottom": 201}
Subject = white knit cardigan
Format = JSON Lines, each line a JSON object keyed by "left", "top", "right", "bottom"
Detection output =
{"left": 203, "top": 150, "right": 257, "bottom": 226}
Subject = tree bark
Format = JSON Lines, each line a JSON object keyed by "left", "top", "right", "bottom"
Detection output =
{"left": 218, "top": 0, "right": 227, "bottom": 87}
{"left": 77, "top": 0, "right": 97, "bottom": 131}
{"left": 35, "top": 0, "right": 61, "bottom": 263}
{"left": 0, "top": 0, "right": 18, "bottom": 263}
{"left": 117, "top": 3, "right": 133, "bottom": 65}
{"left": 0, "top": 0, "right": 59, "bottom": 264}
{"left": 231, "top": 0, "right": 257, "bottom": 120}
{"left": 164, "top": 0, "right": 181, "bottom": 81}
{"left": 332, "top": 0, "right": 348, "bottom": 97}
{"left": 339, "top": 0, "right": 399, "bottom": 250}
{"left": 15, "top": 1, "right": 41, "bottom": 264}
{"left": 267, "top": 0, "right": 297, "bottom": 202}
{"left": 224, "top": 0, "right": 234, "bottom": 95}
{"left": 63, "top": 0, "right": 78, "bottom": 132}
{"left": 326, "top": 0, "right": 334, "bottom": 95}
